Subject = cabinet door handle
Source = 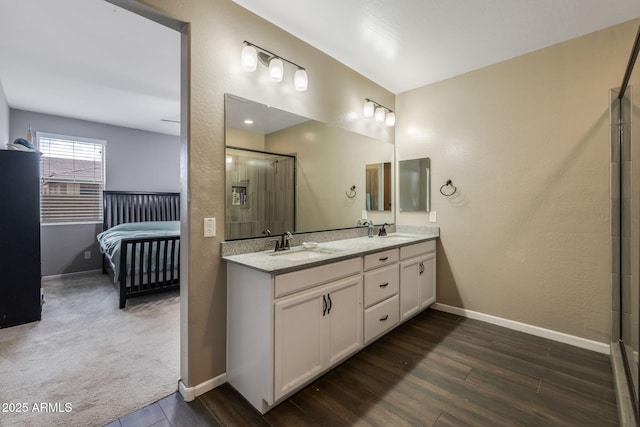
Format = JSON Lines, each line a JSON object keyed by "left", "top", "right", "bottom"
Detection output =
{"left": 379, "top": 315, "right": 389, "bottom": 322}
{"left": 379, "top": 282, "right": 389, "bottom": 288}
{"left": 322, "top": 295, "right": 327, "bottom": 316}
{"left": 379, "top": 256, "right": 389, "bottom": 262}
{"left": 327, "top": 293, "right": 332, "bottom": 314}
{"left": 419, "top": 262, "right": 424, "bottom": 275}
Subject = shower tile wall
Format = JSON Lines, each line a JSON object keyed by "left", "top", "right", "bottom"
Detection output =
{"left": 610, "top": 87, "right": 632, "bottom": 343}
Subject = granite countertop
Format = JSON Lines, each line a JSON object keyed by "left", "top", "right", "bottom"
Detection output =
{"left": 222, "top": 232, "right": 439, "bottom": 274}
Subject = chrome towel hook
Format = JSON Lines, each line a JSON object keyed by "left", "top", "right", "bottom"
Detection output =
{"left": 440, "top": 179, "right": 457, "bottom": 196}
{"left": 345, "top": 185, "right": 357, "bottom": 199}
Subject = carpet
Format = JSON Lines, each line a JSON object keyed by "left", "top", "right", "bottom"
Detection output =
{"left": 0, "top": 273, "right": 180, "bottom": 427}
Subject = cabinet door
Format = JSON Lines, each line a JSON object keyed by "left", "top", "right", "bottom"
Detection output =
{"left": 419, "top": 253, "right": 436, "bottom": 309}
{"left": 274, "top": 286, "right": 325, "bottom": 400}
{"left": 400, "top": 257, "right": 421, "bottom": 322}
{"left": 325, "top": 276, "right": 363, "bottom": 367}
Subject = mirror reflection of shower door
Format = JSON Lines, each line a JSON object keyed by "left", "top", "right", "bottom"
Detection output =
{"left": 265, "top": 156, "right": 295, "bottom": 236}
{"left": 225, "top": 147, "right": 295, "bottom": 240}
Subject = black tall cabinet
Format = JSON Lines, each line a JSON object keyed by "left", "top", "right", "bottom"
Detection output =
{"left": 0, "top": 150, "right": 42, "bottom": 327}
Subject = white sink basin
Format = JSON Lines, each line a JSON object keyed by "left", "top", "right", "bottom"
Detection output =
{"left": 270, "top": 249, "right": 326, "bottom": 261}
{"left": 379, "top": 233, "right": 416, "bottom": 240}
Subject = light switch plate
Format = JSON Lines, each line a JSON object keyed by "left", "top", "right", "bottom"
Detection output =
{"left": 429, "top": 211, "right": 437, "bottom": 223}
{"left": 204, "top": 217, "right": 216, "bottom": 237}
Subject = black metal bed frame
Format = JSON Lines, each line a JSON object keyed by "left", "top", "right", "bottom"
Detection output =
{"left": 102, "top": 191, "right": 181, "bottom": 308}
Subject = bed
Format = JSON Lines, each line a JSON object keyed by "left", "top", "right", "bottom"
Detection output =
{"left": 99, "top": 191, "right": 181, "bottom": 308}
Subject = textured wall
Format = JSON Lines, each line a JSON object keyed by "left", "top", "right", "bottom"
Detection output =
{"left": 134, "top": 0, "right": 394, "bottom": 387}
{"left": 397, "top": 19, "right": 640, "bottom": 344}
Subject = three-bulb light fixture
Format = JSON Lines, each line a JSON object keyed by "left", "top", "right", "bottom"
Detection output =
{"left": 363, "top": 98, "right": 395, "bottom": 127}
{"left": 241, "top": 41, "right": 308, "bottom": 92}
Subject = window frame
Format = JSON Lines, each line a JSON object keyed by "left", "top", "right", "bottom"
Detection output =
{"left": 36, "top": 132, "right": 107, "bottom": 226}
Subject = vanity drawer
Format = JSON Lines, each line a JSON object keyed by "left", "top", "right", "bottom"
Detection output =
{"left": 364, "top": 264, "right": 399, "bottom": 308}
{"left": 400, "top": 240, "right": 436, "bottom": 260}
{"left": 364, "top": 249, "right": 398, "bottom": 271}
{"left": 364, "top": 295, "right": 399, "bottom": 344}
{"left": 274, "top": 257, "right": 361, "bottom": 298}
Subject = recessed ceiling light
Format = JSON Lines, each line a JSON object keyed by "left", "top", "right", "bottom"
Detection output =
{"left": 244, "top": 119, "right": 254, "bottom": 125}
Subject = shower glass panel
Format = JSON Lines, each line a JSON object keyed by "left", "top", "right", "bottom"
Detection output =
{"left": 225, "top": 147, "right": 295, "bottom": 240}
{"left": 612, "top": 84, "right": 639, "bottom": 412}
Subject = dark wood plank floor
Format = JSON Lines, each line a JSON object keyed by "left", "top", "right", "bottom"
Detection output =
{"left": 105, "top": 309, "right": 618, "bottom": 427}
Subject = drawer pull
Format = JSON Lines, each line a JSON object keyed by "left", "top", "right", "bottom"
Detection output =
{"left": 379, "top": 315, "right": 389, "bottom": 322}
{"left": 379, "top": 282, "right": 389, "bottom": 288}
{"left": 379, "top": 256, "right": 389, "bottom": 262}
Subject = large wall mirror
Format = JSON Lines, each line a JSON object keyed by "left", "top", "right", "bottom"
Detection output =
{"left": 225, "top": 94, "right": 395, "bottom": 240}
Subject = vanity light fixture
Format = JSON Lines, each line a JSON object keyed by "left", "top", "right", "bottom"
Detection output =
{"left": 241, "top": 41, "right": 308, "bottom": 91}
{"left": 363, "top": 100, "right": 375, "bottom": 118}
{"left": 363, "top": 98, "right": 395, "bottom": 127}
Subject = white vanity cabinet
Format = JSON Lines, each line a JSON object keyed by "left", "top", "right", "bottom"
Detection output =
{"left": 225, "top": 235, "right": 438, "bottom": 414}
{"left": 227, "top": 257, "right": 362, "bottom": 414}
{"left": 400, "top": 240, "right": 436, "bottom": 322}
{"left": 363, "top": 249, "right": 400, "bottom": 343}
{"left": 274, "top": 272, "right": 362, "bottom": 401}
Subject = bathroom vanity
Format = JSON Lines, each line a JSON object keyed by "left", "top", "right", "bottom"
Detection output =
{"left": 224, "top": 232, "right": 437, "bottom": 414}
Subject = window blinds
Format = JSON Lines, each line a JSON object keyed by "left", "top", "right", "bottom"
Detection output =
{"left": 38, "top": 134, "right": 105, "bottom": 223}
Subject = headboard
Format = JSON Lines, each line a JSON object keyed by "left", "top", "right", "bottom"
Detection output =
{"left": 103, "top": 191, "right": 180, "bottom": 230}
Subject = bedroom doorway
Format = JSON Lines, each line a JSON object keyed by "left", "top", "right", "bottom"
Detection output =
{"left": 0, "top": 1, "right": 186, "bottom": 425}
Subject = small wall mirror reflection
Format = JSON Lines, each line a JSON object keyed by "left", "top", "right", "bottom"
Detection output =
{"left": 399, "top": 157, "right": 431, "bottom": 212}
{"left": 366, "top": 162, "right": 391, "bottom": 211}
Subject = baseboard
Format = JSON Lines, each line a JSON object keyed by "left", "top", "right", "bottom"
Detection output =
{"left": 42, "top": 269, "right": 103, "bottom": 281}
{"left": 178, "top": 373, "right": 227, "bottom": 402}
{"left": 432, "top": 303, "right": 610, "bottom": 355}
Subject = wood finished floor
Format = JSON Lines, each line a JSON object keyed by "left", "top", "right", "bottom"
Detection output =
{"left": 105, "top": 309, "right": 618, "bottom": 426}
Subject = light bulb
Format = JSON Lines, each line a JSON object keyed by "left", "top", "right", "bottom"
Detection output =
{"left": 241, "top": 45, "right": 257, "bottom": 72}
{"left": 385, "top": 112, "right": 396, "bottom": 127}
{"left": 269, "top": 57, "right": 284, "bottom": 82}
{"left": 374, "top": 106, "right": 386, "bottom": 123}
{"left": 294, "top": 69, "right": 308, "bottom": 91}
{"left": 363, "top": 101, "right": 375, "bottom": 118}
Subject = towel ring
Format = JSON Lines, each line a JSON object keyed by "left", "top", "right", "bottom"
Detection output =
{"left": 440, "top": 180, "right": 457, "bottom": 197}
{"left": 345, "top": 185, "right": 357, "bottom": 199}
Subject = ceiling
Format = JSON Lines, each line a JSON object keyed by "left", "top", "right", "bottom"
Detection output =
{"left": 234, "top": 0, "right": 640, "bottom": 94}
{"left": 1, "top": 1, "right": 640, "bottom": 137}
{"left": 0, "top": 0, "right": 181, "bottom": 136}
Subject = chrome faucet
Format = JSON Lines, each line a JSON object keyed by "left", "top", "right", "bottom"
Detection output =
{"left": 363, "top": 221, "right": 375, "bottom": 238}
{"left": 271, "top": 231, "right": 292, "bottom": 252}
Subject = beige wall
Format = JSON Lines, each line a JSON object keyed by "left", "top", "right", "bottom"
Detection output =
{"left": 265, "top": 120, "right": 395, "bottom": 231}
{"left": 133, "top": 0, "right": 394, "bottom": 387}
{"left": 397, "top": 19, "right": 640, "bottom": 344}
{"left": 225, "top": 127, "right": 265, "bottom": 151}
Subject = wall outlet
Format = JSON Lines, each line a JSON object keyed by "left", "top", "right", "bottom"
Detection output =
{"left": 84, "top": 251, "right": 91, "bottom": 260}
{"left": 204, "top": 217, "right": 216, "bottom": 237}
{"left": 429, "top": 211, "right": 437, "bottom": 223}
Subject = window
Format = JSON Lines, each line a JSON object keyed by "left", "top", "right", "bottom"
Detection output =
{"left": 37, "top": 133, "right": 106, "bottom": 224}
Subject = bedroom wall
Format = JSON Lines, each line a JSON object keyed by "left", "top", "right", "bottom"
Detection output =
{"left": 9, "top": 109, "right": 180, "bottom": 276}
{"left": 0, "top": 80, "right": 9, "bottom": 149}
